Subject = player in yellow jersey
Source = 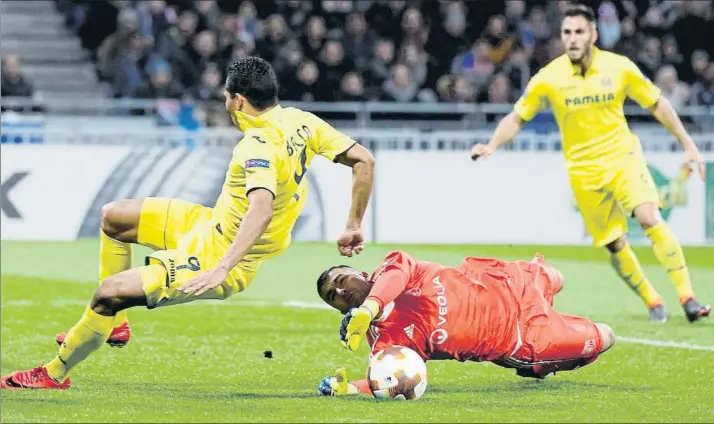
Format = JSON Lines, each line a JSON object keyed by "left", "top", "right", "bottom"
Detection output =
{"left": 1, "top": 57, "right": 376, "bottom": 390}
{"left": 471, "top": 4, "right": 709, "bottom": 324}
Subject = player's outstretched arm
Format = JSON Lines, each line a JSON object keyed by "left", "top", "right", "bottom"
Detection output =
{"left": 471, "top": 111, "right": 527, "bottom": 160}
{"left": 648, "top": 96, "right": 706, "bottom": 181}
{"left": 179, "top": 189, "right": 273, "bottom": 296}
{"left": 308, "top": 112, "right": 376, "bottom": 257}
{"left": 334, "top": 144, "right": 376, "bottom": 257}
{"left": 472, "top": 71, "right": 547, "bottom": 161}
{"left": 317, "top": 368, "right": 370, "bottom": 397}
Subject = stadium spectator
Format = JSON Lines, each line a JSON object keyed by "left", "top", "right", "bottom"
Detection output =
{"left": 655, "top": 65, "right": 690, "bottom": 110}
{"left": 278, "top": 0, "right": 314, "bottom": 30}
{"left": 381, "top": 63, "right": 418, "bottom": 102}
{"left": 155, "top": 10, "right": 197, "bottom": 59}
{"left": 504, "top": 0, "right": 527, "bottom": 29}
{"left": 636, "top": 37, "right": 662, "bottom": 80}
{"left": 424, "top": 1, "right": 470, "bottom": 79}
{"left": 136, "top": 0, "right": 175, "bottom": 43}
{"left": 478, "top": 72, "right": 515, "bottom": 104}
{"left": 234, "top": 0, "right": 262, "bottom": 48}
{"left": 194, "top": 0, "right": 222, "bottom": 32}
{"left": 597, "top": 2, "right": 621, "bottom": 49}
{"left": 399, "top": 7, "right": 428, "bottom": 49}
{"left": 338, "top": 72, "right": 368, "bottom": 101}
{"left": 1, "top": 54, "right": 34, "bottom": 98}
{"left": 451, "top": 76, "right": 477, "bottom": 103}
{"left": 367, "top": 38, "right": 396, "bottom": 87}
{"left": 365, "top": 0, "right": 407, "bottom": 41}
{"left": 191, "top": 63, "right": 223, "bottom": 102}
{"left": 639, "top": 4, "right": 669, "bottom": 39}
{"left": 689, "top": 50, "right": 710, "bottom": 85}
{"left": 135, "top": 58, "right": 183, "bottom": 100}
{"left": 399, "top": 43, "right": 428, "bottom": 88}
{"left": 111, "top": 33, "right": 151, "bottom": 98}
{"left": 451, "top": 39, "right": 495, "bottom": 93}
{"left": 256, "top": 14, "right": 290, "bottom": 64}
{"left": 342, "top": 12, "right": 376, "bottom": 73}
{"left": 661, "top": 35, "right": 686, "bottom": 79}
{"left": 57, "top": 0, "right": 714, "bottom": 107}
{"left": 613, "top": 16, "right": 638, "bottom": 59}
{"left": 523, "top": 6, "right": 552, "bottom": 45}
{"left": 97, "top": 8, "right": 141, "bottom": 84}
{"left": 482, "top": 15, "right": 515, "bottom": 66}
{"left": 301, "top": 15, "right": 328, "bottom": 62}
{"left": 273, "top": 39, "right": 304, "bottom": 85}
{"left": 319, "top": 40, "right": 352, "bottom": 96}
{"left": 694, "top": 63, "right": 714, "bottom": 107}
{"left": 284, "top": 59, "right": 331, "bottom": 102}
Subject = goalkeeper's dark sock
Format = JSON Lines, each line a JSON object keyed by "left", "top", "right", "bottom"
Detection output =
{"left": 610, "top": 243, "right": 663, "bottom": 308}
{"left": 644, "top": 222, "right": 695, "bottom": 304}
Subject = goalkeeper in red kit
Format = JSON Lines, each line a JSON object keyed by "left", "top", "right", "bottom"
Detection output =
{"left": 316, "top": 250, "right": 615, "bottom": 396}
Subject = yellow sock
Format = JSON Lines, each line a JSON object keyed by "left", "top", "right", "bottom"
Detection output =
{"left": 610, "top": 242, "right": 663, "bottom": 308}
{"left": 644, "top": 221, "right": 695, "bottom": 304}
{"left": 46, "top": 308, "right": 114, "bottom": 382}
{"left": 100, "top": 230, "right": 131, "bottom": 326}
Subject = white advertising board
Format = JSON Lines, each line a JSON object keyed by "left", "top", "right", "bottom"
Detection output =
{"left": 301, "top": 155, "right": 375, "bottom": 243}
{"left": 1, "top": 145, "right": 130, "bottom": 240}
{"left": 373, "top": 151, "right": 714, "bottom": 246}
{"left": 0, "top": 145, "right": 374, "bottom": 243}
{"left": 2, "top": 145, "right": 712, "bottom": 246}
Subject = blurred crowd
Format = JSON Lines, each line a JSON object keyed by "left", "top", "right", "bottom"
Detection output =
{"left": 6, "top": 0, "right": 714, "bottom": 116}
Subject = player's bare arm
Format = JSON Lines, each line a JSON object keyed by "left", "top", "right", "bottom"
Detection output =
{"left": 334, "top": 143, "right": 375, "bottom": 257}
{"left": 648, "top": 96, "right": 706, "bottom": 181}
{"left": 179, "top": 188, "right": 274, "bottom": 296}
{"left": 471, "top": 111, "right": 527, "bottom": 160}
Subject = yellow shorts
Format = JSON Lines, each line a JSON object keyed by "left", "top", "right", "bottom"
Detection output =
{"left": 135, "top": 198, "right": 259, "bottom": 309}
{"left": 571, "top": 156, "right": 659, "bottom": 247}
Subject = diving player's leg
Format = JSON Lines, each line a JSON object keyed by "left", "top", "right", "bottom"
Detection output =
{"left": 572, "top": 175, "right": 664, "bottom": 319}
{"left": 514, "top": 312, "right": 614, "bottom": 380}
{"left": 617, "top": 160, "right": 710, "bottom": 323}
{"left": 3, "top": 267, "right": 149, "bottom": 390}
{"left": 56, "top": 198, "right": 211, "bottom": 347}
{"left": 55, "top": 199, "right": 144, "bottom": 347}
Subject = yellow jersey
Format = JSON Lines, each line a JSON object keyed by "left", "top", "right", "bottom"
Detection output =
{"left": 210, "top": 105, "right": 356, "bottom": 259}
{"left": 513, "top": 47, "right": 661, "bottom": 175}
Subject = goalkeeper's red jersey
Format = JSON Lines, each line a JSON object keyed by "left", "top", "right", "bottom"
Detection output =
{"left": 364, "top": 250, "right": 553, "bottom": 362}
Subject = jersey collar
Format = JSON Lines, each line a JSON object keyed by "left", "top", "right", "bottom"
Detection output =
{"left": 569, "top": 46, "right": 601, "bottom": 76}
{"left": 232, "top": 104, "right": 283, "bottom": 130}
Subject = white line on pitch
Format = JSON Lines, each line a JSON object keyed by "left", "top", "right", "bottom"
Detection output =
{"left": 5, "top": 298, "right": 713, "bottom": 352}
{"left": 618, "top": 336, "right": 714, "bottom": 352}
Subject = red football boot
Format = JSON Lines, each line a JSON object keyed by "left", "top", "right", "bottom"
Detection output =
{"left": 56, "top": 321, "right": 131, "bottom": 348}
{"left": 1, "top": 366, "right": 70, "bottom": 390}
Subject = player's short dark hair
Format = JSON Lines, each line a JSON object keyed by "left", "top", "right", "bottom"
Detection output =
{"left": 224, "top": 57, "right": 278, "bottom": 110}
{"left": 563, "top": 3, "right": 596, "bottom": 23}
{"left": 316, "top": 265, "right": 352, "bottom": 295}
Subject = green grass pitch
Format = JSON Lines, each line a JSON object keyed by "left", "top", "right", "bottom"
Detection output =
{"left": 2, "top": 240, "right": 713, "bottom": 423}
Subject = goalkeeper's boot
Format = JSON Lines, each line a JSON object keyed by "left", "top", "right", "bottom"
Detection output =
{"left": 648, "top": 304, "right": 668, "bottom": 323}
{"left": 56, "top": 321, "right": 131, "bottom": 348}
{"left": 1, "top": 366, "right": 70, "bottom": 390}
{"left": 682, "top": 298, "right": 711, "bottom": 323}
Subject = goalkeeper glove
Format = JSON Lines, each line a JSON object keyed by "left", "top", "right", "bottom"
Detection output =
{"left": 317, "top": 368, "right": 359, "bottom": 396}
{"left": 339, "top": 300, "right": 379, "bottom": 351}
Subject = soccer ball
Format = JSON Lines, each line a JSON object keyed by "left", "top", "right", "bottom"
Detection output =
{"left": 367, "top": 346, "right": 427, "bottom": 400}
